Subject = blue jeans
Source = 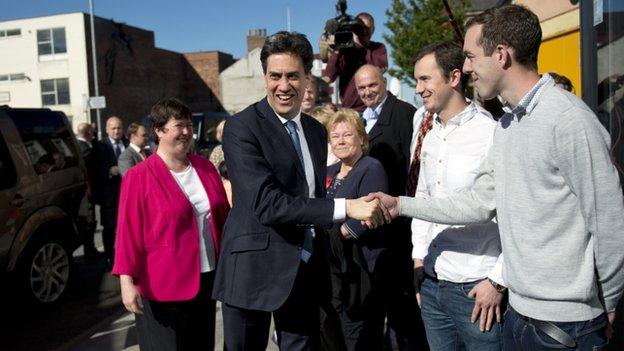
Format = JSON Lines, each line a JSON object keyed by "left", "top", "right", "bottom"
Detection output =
{"left": 420, "top": 276, "right": 503, "bottom": 351}
{"left": 502, "top": 306, "right": 608, "bottom": 350}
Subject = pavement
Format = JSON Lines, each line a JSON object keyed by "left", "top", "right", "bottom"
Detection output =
{"left": 65, "top": 302, "right": 279, "bottom": 351}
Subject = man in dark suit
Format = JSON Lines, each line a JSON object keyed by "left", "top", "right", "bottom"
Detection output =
{"left": 118, "top": 123, "right": 150, "bottom": 176}
{"left": 92, "top": 116, "right": 128, "bottom": 266}
{"left": 213, "top": 31, "right": 387, "bottom": 351}
{"left": 355, "top": 65, "right": 427, "bottom": 350}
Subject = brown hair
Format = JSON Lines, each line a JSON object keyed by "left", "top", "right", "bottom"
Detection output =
{"left": 413, "top": 41, "right": 468, "bottom": 91}
{"left": 327, "top": 108, "right": 369, "bottom": 154}
{"left": 465, "top": 4, "right": 541, "bottom": 70}
{"left": 126, "top": 122, "right": 143, "bottom": 137}
{"left": 149, "top": 98, "right": 192, "bottom": 144}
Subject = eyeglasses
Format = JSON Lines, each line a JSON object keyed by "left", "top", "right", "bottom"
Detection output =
{"left": 164, "top": 122, "right": 194, "bottom": 132}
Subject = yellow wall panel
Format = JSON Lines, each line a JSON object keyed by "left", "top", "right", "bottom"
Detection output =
{"left": 538, "top": 30, "right": 581, "bottom": 96}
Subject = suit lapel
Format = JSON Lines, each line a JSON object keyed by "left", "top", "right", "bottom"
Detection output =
{"left": 368, "top": 93, "right": 396, "bottom": 142}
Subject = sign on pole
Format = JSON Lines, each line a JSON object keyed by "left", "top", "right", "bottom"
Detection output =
{"left": 88, "top": 96, "right": 106, "bottom": 109}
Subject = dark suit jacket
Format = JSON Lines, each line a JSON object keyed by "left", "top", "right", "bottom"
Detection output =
{"left": 326, "top": 156, "right": 389, "bottom": 274}
{"left": 368, "top": 93, "right": 415, "bottom": 253}
{"left": 213, "top": 98, "right": 334, "bottom": 311}
{"left": 77, "top": 139, "right": 96, "bottom": 192}
{"left": 92, "top": 137, "right": 129, "bottom": 207}
{"left": 367, "top": 92, "right": 415, "bottom": 197}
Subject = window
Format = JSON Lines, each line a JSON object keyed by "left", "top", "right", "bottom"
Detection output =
{"left": 37, "top": 27, "right": 66, "bottom": 55}
{"left": 0, "top": 28, "right": 21, "bottom": 38}
{"left": 0, "top": 73, "right": 26, "bottom": 82}
{"left": 580, "top": 0, "right": 624, "bottom": 192}
{"left": 7, "top": 109, "right": 78, "bottom": 174}
{"left": 40, "top": 78, "right": 70, "bottom": 105}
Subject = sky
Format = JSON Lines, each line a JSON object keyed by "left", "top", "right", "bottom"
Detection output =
{"left": 1, "top": 0, "right": 394, "bottom": 60}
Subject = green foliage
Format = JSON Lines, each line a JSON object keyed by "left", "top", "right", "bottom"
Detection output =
{"left": 384, "top": 0, "right": 470, "bottom": 86}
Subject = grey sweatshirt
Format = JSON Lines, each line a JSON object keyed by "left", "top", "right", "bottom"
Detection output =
{"left": 400, "top": 76, "right": 624, "bottom": 322}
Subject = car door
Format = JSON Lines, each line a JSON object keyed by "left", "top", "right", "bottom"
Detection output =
{"left": 0, "top": 129, "right": 19, "bottom": 266}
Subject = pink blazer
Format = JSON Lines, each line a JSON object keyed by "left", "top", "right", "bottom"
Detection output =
{"left": 112, "top": 153, "right": 230, "bottom": 301}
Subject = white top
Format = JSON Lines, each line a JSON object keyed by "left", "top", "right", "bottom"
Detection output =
{"left": 276, "top": 111, "right": 345, "bottom": 221}
{"left": 170, "top": 164, "right": 216, "bottom": 272}
{"left": 411, "top": 102, "right": 504, "bottom": 285}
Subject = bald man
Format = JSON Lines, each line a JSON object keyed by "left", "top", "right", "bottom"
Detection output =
{"left": 93, "top": 116, "right": 128, "bottom": 267}
{"left": 355, "top": 65, "right": 426, "bottom": 349}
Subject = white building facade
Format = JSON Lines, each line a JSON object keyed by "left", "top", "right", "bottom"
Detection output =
{"left": 0, "top": 13, "right": 92, "bottom": 126}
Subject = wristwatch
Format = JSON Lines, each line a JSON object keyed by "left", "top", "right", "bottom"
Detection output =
{"left": 488, "top": 278, "right": 507, "bottom": 293}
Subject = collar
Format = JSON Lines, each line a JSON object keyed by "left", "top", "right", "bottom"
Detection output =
{"left": 502, "top": 74, "right": 553, "bottom": 119}
{"left": 275, "top": 110, "right": 303, "bottom": 130}
{"left": 129, "top": 143, "right": 142, "bottom": 153}
{"left": 77, "top": 137, "right": 91, "bottom": 146}
{"left": 108, "top": 136, "right": 121, "bottom": 145}
{"left": 363, "top": 94, "right": 388, "bottom": 122}
{"left": 434, "top": 101, "right": 479, "bottom": 127}
{"left": 371, "top": 94, "right": 388, "bottom": 116}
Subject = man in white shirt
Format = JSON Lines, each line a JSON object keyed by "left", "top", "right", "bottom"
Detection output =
{"left": 411, "top": 41, "right": 503, "bottom": 350}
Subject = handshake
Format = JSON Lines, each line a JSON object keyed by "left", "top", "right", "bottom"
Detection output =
{"left": 346, "top": 192, "right": 400, "bottom": 228}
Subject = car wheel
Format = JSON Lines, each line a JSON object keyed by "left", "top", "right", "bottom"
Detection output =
{"left": 19, "top": 236, "right": 72, "bottom": 304}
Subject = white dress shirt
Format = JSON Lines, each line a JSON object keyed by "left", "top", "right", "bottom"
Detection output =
{"left": 363, "top": 95, "right": 388, "bottom": 133}
{"left": 170, "top": 164, "right": 216, "bottom": 272}
{"left": 411, "top": 102, "right": 504, "bottom": 285}
{"left": 276, "top": 112, "right": 345, "bottom": 221}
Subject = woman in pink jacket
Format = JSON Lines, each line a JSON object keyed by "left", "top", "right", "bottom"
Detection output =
{"left": 112, "top": 98, "right": 229, "bottom": 351}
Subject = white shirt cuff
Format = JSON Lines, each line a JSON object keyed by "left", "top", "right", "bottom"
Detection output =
{"left": 333, "top": 198, "right": 346, "bottom": 221}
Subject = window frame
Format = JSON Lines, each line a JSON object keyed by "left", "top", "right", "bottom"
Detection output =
{"left": 37, "top": 27, "right": 67, "bottom": 56}
{"left": 40, "top": 78, "right": 70, "bottom": 106}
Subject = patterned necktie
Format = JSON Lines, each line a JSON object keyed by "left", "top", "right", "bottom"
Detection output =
{"left": 285, "top": 120, "right": 314, "bottom": 262}
{"left": 406, "top": 111, "right": 434, "bottom": 197}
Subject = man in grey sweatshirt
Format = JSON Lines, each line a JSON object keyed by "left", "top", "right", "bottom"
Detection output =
{"left": 370, "top": 4, "right": 624, "bottom": 350}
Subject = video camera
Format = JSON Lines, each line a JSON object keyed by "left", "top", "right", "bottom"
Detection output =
{"left": 323, "top": 0, "right": 364, "bottom": 51}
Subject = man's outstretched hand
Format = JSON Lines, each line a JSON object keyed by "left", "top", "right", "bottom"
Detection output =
{"left": 365, "top": 192, "right": 400, "bottom": 219}
{"left": 346, "top": 197, "right": 391, "bottom": 228}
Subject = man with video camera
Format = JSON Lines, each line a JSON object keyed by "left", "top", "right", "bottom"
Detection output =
{"left": 322, "top": 10, "right": 388, "bottom": 113}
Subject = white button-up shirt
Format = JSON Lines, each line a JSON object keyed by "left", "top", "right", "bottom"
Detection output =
{"left": 411, "top": 102, "right": 504, "bottom": 284}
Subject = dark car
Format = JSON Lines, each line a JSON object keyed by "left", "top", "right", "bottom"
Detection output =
{"left": 0, "top": 106, "right": 88, "bottom": 304}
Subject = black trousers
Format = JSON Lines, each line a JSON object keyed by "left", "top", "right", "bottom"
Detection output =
{"left": 222, "top": 260, "right": 321, "bottom": 351}
{"left": 135, "top": 272, "right": 216, "bottom": 351}
{"left": 384, "top": 249, "right": 429, "bottom": 351}
{"left": 100, "top": 205, "right": 118, "bottom": 262}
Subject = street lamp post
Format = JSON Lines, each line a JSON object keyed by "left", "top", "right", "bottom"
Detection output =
{"left": 88, "top": 0, "right": 103, "bottom": 140}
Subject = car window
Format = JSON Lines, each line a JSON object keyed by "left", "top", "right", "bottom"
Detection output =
{"left": 0, "top": 131, "right": 17, "bottom": 190}
{"left": 7, "top": 110, "right": 78, "bottom": 174}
